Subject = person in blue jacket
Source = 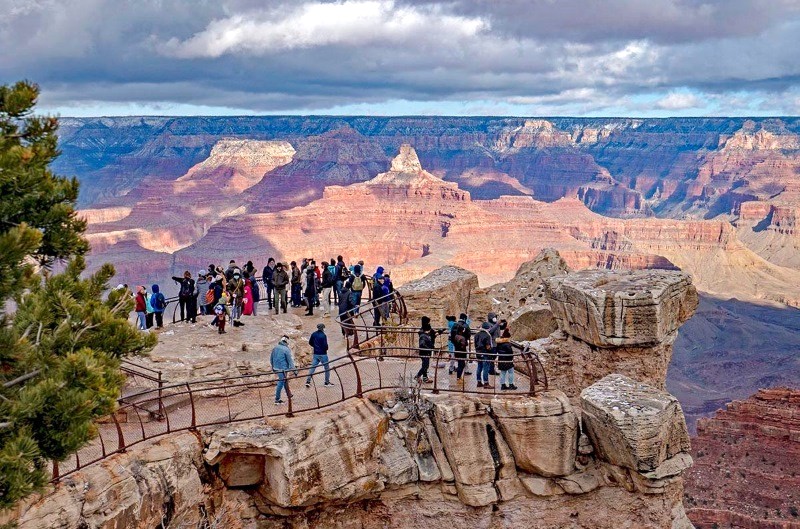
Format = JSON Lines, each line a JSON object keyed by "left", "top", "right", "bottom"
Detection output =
{"left": 270, "top": 336, "right": 297, "bottom": 404}
{"left": 305, "top": 323, "right": 334, "bottom": 387}
{"left": 150, "top": 284, "right": 166, "bottom": 328}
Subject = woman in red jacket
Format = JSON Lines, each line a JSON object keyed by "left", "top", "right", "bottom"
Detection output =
{"left": 135, "top": 285, "right": 147, "bottom": 330}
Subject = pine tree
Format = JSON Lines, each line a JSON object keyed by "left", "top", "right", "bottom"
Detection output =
{"left": 0, "top": 81, "right": 156, "bottom": 509}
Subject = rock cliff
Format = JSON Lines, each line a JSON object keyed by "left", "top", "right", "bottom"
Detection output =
{"left": 684, "top": 388, "right": 800, "bottom": 529}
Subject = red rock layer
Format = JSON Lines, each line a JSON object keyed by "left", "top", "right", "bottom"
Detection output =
{"left": 685, "top": 388, "right": 800, "bottom": 529}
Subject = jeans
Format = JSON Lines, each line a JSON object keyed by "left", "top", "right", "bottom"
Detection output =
{"left": 334, "top": 280, "right": 343, "bottom": 302}
{"left": 231, "top": 301, "right": 242, "bottom": 321}
{"left": 251, "top": 301, "right": 258, "bottom": 316}
{"left": 415, "top": 356, "right": 430, "bottom": 379}
{"left": 373, "top": 306, "right": 382, "bottom": 326}
{"left": 476, "top": 356, "right": 492, "bottom": 383}
{"left": 275, "top": 371, "right": 290, "bottom": 401}
{"left": 274, "top": 288, "right": 287, "bottom": 312}
{"left": 500, "top": 368, "right": 515, "bottom": 386}
{"left": 266, "top": 283, "right": 274, "bottom": 308}
{"left": 291, "top": 283, "right": 302, "bottom": 306}
{"left": 351, "top": 290, "right": 363, "bottom": 313}
{"left": 136, "top": 311, "right": 146, "bottom": 330}
{"left": 306, "top": 354, "right": 330, "bottom": 384}
{"left": 322, "top": 287, "right": 332, "bottom": 314}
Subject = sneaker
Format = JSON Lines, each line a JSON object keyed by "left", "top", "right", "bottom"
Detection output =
{"left": 448, "top": 367, "right": 455, "bottom": 375}
{"left": 305, "top": 382, "right": 312, "bottom": 388}
{"left": 483, "top": 383, "right": 494, "bottom": 390}
{"left": 508, "top": 384, "right": 518, "bottom": 390}
{"left": 422, "top": 377, "right": 432, "bottom": 384}
{"left": 500, "top": 384, "right": 508, "bottom": 391}
{"left": 232, "top": 321, "right": 241, "bottom": 327}
{"left": 464, "top": 370, "right": 473, "bottom": 375}
{"left": 274, "top": 400, "right": 284, "bottom": 405}
{"left": 324, "top": 382, "right": 335, "bottom": 387}
{"left": 238, "top": 320, "right": 245, "bottom": 326}
{"left": 476, "top": 381, "right": 484, "bottom": 388}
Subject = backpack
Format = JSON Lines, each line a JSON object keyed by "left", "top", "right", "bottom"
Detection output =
{"left": 152, "top": 293, "right": 166, "bottom": 311}
{"left": 205, "top": 288, "right": 215, "bottom": 304}
{"left": 214, "top": 304, "right": 225, "bottom": 316}
{"left": 351, "top": 274, "right": 364, "bottom": 291}
{"left": 452, "top": 322, "right": 468, "bottom": 348}
{"left": 419, "top": 332, "right": 434, "bottom": 351}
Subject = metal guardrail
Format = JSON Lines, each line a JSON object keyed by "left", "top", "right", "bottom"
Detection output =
{"left": 67, "top": 278, "right": 548, "bottom": 483}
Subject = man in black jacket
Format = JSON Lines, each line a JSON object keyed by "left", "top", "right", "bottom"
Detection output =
{"left": 171, "top": 270, "right": 196, "bottom": 323}
{"left": 305, "top": 323, "right": 334, "bottom": 387}
{"left": 262, "top": 257, "right": 276, "bottom": 310}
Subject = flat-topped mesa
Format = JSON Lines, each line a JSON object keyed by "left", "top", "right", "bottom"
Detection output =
{"left": 544, "top": 269, "right": 699, "bottom": 347}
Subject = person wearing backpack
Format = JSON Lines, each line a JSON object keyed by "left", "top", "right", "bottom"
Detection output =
{"left": 415, "top": 316, "right": 437, "bottom": 384}
{"left": 150, "top": 284, "right": 166, "bottom": 329}
{"left": 449, "top": 313, "right": 472, "bottom": 385}
{"left": 213, "top": 293, "right": 230, "bottom": 334}
{"left": 172, "top": 271, "right": 196, "bottom": 323}
{"left": 496, "top": 326, "right": 517, "bottom": 390}
{"left": 474, "top": 312, "right": 501, "bottom": 389}
{"left": 346, "top": 264, "right": 366, "bottom": 313}
{"left": 273, "top": 262, "right": 290, "bottom": 314}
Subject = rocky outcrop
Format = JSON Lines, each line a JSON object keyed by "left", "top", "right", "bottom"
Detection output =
{"left": 684, "top": 388, "right": 800, "bottom": 529}
{"left": 532, "top": 269, "right": 699, "bottom": 397}
{"left": 544, "top": 269, "right": 698, "bottom": 347}
{"left": 399, "top": 265, "right": 478, "bottom": 327}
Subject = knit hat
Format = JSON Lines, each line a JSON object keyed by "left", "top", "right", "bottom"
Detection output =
{"left": 459, "top": 313, "right": 468, "bottom": 322}
{"left": 317, "top": 323, "right": 325, "bottom": 330}
{"left": 421, "top": 316, "right": 431, "bottom": 326}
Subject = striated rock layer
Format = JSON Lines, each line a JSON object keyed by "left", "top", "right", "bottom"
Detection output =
{"left": 684, "top": 388, "right": 800, "bottom": 529}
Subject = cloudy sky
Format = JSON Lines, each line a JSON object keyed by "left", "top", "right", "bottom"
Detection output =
{"left": 2, "top": 0, "right": 800, "bottom": 117}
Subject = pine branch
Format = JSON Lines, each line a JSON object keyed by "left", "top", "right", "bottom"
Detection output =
{"left": 2, "top": 369, "right": 40, "bottom": 388}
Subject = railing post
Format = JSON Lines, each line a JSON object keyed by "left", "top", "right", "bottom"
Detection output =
{"left": 186, "top": 382, "right": 197, "bottom": 429}
{"left": 348, "top": 351, "right": 363, "bottom": 398}
{"left": 286, "top": 376, "right": 294, "bottom": 418}
{"left": 111, "top": 413, "right": 126, "bottom": 452}
{"left": 432, "top": 349, "right": 440, "bottom": 394}
{"left": 52, "top": 461, "right": 59, "bottom": 482}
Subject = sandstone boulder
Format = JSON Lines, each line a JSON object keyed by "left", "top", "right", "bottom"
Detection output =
{"left": 400, "top": 266, "right": 478, "bottom": 327}
{"left": 545, "top": 269, "right": 698, "bottom": 347}
{"left": 490, "top": 391, "right": 578, "bottom": 477}
{"left": 580, "top": 374, "right": 692, "bottom": 478}
{"left": 429, "top": 395, "right": 516, "bottom": 506}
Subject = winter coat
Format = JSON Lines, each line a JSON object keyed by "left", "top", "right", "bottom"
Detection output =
{"left": 290, "top": 266, "right": 301, "bottom": 285}
{"left": 196, "top": 278, "right": 208, "bottom": 299}
{"left": 273, "top": 268, "right": 289, "bottom": 289}
{"left": 449, "top": 320, "right": 471, "bottom": 352}
{"left": 374, "top": 266, "right": 384, "bottom": 280}
{"left": 135, "top": 292, "right": 146, "bottom": 312}
{"left": 150, "top": 285, "right": 166, "bottom": 313}
{"left": 308, "top": 330, "right": 329, "bottom": 356}
{"left": 474, "top": 322, "right": 494, "bottom": 354}
{"left": 321, "top": 267, "right": 334, "bottom": 288}
{"left": 173, "top": 276, "right": 195, "bottom": 299}
{"left": 496, "top": 341, "right": 515, "bottom": 372}
{"left": 338, "top": 289, "right": 354, "bottom": 315}
{"left": 250, "top": 279, "right": 260, "bottom": 302}
{"left": 262, "top": 265, "right": 275, "bottom": 286}
{"left": 270, "top": 343, "right": 295, "bottom": 372}
{"left": 227, "top": 278, "right": 245, "bottom": 305}
{"left": 418, "top": 328, "right": 436, "bottom": 357}
{"left": 304, "top": 269, "right": 317, "bottom": 297}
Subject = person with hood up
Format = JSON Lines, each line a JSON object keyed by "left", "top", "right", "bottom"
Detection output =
{"left": 273, "top": 262, "right": 290, "bottom": 314}
{"left": 304, "top": 265, "right": 317, "bottom": 316}
{"left": 262, "top": 257, "right": 276, "bottom": 310}
{"left": 213, "top": 293, "right": 230, "bottom": 334}
{"left": 270, "top": 336, "right": 297, "bottom": 404}
{"left": 150, "top": 284, "right": 166, "bottom": 328}
{"left": 305, "top": 323, "right": 334, "bottom": 387}
{"left": 371, "top": 275, "right": 390, "bottom": 326}
{"left": 496, "top": 326, "right": 517, "bottom": 390}
{"left": 374, "top": 266, "right": 384, "bottom": 281}
{"left": 474, "top": 312, "right": 501, "bottom": 389}
{"left": 345, "top": 264, "right": 366, "bottom": 313}
{"left": 134, "top": 285, "right": 147, "bottom": 330}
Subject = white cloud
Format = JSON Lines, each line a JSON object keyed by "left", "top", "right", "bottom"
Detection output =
{"left": 159, "top": 0, "right": 487, "bottom": 59}
{"left": 656, "top": 92, "right": 704, "bottom": 110}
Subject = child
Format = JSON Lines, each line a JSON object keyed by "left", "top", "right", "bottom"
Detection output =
{"left": 214, "top": 293, "right": 230, "bottom": 334}
{"left": 496, "top": 327, "right": 517, "bottom": 390}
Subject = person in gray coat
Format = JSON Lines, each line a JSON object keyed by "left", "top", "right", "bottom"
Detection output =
{"left": 270, "top": 336, "right": 297, "bottom": 404}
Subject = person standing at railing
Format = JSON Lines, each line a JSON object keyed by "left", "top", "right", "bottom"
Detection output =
{"left": 171, "top": 271, "right": 197, "bottom": 324}
{"left": 496, "top": 327, "right": 517, "bottom": 390}
{"left": 135, "top": 285, "right": 147, "bottom": 330}
{"left": 474, "top": 312, "right": 501, "bottom": 389}
{"left": 305, "top": 323, "right": 335, "bottom": 387}
{"left": 242, "top": 273, "right": 254, "bottom": 316}
{"left": 262, "top": 257, "right": 276, "bottom": 311}
{"left": 273, "top": 262, "right": 290, "bottom": 314}
{"left": 449, "top": 313, "right": 472, "bottom": 385}
{"left": 415, "top": 316, "right": 439, "bottom": 384}
{"left": 271, "top": 336, "right": 297, "bottom": 405}
{"left": 345, "top": 264, "right": 366, "bottom": 313}
{"left": 372, "top": 275, "right": 389, "bottom": 326}
{"left": 334, "top": 255, "right": 346, "bottom": 303}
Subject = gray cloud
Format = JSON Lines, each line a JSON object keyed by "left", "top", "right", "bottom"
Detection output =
{"left": 1, "top": 0, "right": 799, "bottom": 115}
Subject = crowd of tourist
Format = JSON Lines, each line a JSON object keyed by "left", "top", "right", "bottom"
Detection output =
{"left": 129, "top": 256, "right": 518, "bottom": 406}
